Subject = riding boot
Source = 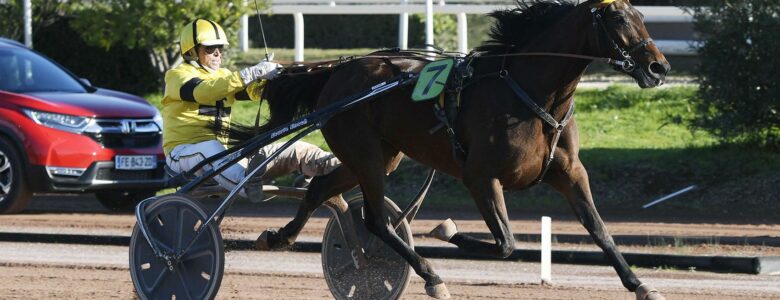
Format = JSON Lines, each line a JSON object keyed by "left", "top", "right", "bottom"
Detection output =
{"left": 245, "top": 150, "right": 268, "bottom": 203}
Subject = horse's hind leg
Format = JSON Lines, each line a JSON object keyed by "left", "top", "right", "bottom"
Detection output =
{"left": 256, "top": 166, "right": 357, "bottom": 250}
{"left": 547, "top": 159, "right": 665, "bottom": 300}
{"left": 431, "top": 174, "right": 516, "bottom": 258}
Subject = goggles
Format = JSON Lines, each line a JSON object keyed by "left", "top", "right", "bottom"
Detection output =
{"left": 203, "top": 45, "right": 225, "bottom": 55}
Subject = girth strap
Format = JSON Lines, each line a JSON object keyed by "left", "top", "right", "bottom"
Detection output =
{"left": 500, "top": 71, "right": 575, "bottom": 184}
{"left": 432, "top": 100, "right": 468, "bottom": 162}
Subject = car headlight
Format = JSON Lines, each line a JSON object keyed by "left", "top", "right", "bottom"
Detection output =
{"left": 22, "top": 109, "right": 93, "bottom": 133}
{"left": 153, "top": 110, "right": 163, "bottom": 130}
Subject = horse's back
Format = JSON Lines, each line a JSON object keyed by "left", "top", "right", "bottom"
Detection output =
{"left": 318, "top": 54, "right": 464, "bottom": 177}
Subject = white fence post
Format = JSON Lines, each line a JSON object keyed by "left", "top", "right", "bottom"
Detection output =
{"left": 23, "top": 0, "right": 32, "bottom": 48}
{"left": 457, "top": 12, "right": 467, "bottom": 54}
{"left": 294, "top": 12, "right": 304, "bottom": 62}
{"left": 240, "top": 14, "right": 249, "bottom": 53}
{"left": 398, "top": 0, "right": 409, "bottom": 49}
{"left": 541, "top": 216, "right": 552, "bottom": 285}
{"left": 425, "top": 0, "right": 433, "bottom": 52}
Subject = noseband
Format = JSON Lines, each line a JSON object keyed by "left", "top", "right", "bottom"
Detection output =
{"left": 591, "top": 6, "right": 654, "bottom": 73}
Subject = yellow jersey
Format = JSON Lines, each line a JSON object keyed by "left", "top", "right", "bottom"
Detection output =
{"left": 161, "top": 62, "right": 265, "bottom": 155}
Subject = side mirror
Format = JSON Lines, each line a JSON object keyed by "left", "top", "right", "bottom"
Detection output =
{"left": 80, "top": 78, "right": 92, "bottom": 87}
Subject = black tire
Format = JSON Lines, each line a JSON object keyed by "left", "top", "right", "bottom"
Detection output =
{"left": 0, "top": 137, "right": 33, "bottom": 214}
{"left": 96, "top": 189, "right": 157, "bottom": 212}
{"left": 130, "top": 194, "right": 224, "bottom": 300}
{"left": 322, "top": 194, "right": 413, "bottom": 300}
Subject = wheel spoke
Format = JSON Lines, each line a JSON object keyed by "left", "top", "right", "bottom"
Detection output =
{"left": 0, "top": 158, "right": 10, "bottom": 173}
{"left": 147, "top": 269, "right": 169, "bottom": 293}
{"left": 176, "top": 265, "right": 195, "bottom": 300}
{"left": 181, "top": 248, "right": 212, "bottom": 262}
{"left": 364, "top": 235, "right": 383, "bottom": 255}
{"left": 0, "top": 180, "right": 10, "bottom": 194}
{"left": 176, "top": 205, "right": 185, "bottom": 252}
{"left": 332, "top": 256, "right": 355, "bottom": 275}
{"left": 149, "top": 236, "right": 175, "bottom": 254}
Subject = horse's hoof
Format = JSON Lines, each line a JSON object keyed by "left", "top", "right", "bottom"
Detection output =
{"left": 255, "top": 229, "right": 278, "bottom": 251}
{"left": 425, "top": 282, "right": 451, "bottom": 299}
{"left": 635, "top": 283, "right": 665, "bottom": 300}
{"left": 430, "top": 218, "right": 458, "bottom": 242}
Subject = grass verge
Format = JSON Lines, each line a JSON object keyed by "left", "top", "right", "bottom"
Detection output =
{"left": 146, "top": 80, "right": 779, "bottom": 221}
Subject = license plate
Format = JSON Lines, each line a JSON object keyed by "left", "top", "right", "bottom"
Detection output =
{"left": 115, "top": 155, "right": 157, "bottom": 170}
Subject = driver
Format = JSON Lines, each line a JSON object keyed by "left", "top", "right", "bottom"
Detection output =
{"left": 162, "top": 18, "right": 340, "bottom": 201}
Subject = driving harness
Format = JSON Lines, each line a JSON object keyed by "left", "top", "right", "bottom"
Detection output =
{"left": 431, "top": 5, "right": 655, "bottom": 185}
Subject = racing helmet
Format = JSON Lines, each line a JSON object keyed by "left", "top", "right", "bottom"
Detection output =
{"left": 180, "top": 19, "right": 230, "bottom": 58}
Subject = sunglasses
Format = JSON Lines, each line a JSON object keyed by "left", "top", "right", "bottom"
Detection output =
{"left": 203, "top": 45, "right": 224, "bottom": 55}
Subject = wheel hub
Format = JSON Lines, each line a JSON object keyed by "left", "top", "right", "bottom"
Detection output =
{"left": 0, "top": 150, "right": 12, "bottom": 199}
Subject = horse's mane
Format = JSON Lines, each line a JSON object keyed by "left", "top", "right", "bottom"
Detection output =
{"left": 476, "top": 0, "right": 577, "bottom": 52}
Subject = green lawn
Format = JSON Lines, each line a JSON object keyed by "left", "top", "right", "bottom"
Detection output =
{"left": 147, "top": 74, "right": 778, "bottom": 219}
{"left": 575, "top": 84, "right": 715, "bottom": 149}
{"left": 146, "top": 84, "right": 709, "bottom": 152}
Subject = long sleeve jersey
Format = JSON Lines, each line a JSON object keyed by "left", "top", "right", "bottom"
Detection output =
{"left": 161, "top": 62, "right": 265, "bottom": 155}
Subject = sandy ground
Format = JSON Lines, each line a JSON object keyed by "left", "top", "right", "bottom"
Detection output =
{"left": 0, "top": 195, "right": 778, "bottom": 299}
{"left": 0, "top": 242, "right": 777, "bottom": 300}
{"left": 4, "top": 195, "right": 780, "bottom": 256}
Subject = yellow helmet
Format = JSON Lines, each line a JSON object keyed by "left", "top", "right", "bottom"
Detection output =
{"left": 180, "top": 19, "right": 230, "bottom": 57}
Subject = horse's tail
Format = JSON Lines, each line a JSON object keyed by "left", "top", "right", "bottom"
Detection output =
{"left": 226, "top": 65, "right": 336, "bottom": 145}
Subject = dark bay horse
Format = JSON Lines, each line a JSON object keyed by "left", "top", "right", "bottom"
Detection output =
{"left": 232, "top": 0, "right": 670, "bottom": 299}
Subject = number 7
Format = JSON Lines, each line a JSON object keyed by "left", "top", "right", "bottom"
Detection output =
{"left": 423, "top": 64, "right": 447, "bottom": 95}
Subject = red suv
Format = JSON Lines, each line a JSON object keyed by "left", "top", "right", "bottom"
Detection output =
{"left": 0, "top": 38, "right": 166, "bottom": 213}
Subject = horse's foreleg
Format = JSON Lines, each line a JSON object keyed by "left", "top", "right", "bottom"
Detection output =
{"left": 358, "top": 164, "right": 450, "bottom": 299}
{"left": 548, "top": 161, "right": 665, "bottom": 300}
{"left": 256, "top": 166, "right": 357, "bottom": 250}
{"left": 324, "top": 122, "right": 449, "bottom": 298}
{"left": 431, "top": 177, "right": 515, "bottom": 258}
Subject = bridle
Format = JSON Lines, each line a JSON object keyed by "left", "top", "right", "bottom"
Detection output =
{"left": 590, "top": 4, "right": 654, "bottom": 73}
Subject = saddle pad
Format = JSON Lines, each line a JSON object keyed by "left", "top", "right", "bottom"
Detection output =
{"left": 412, "top": 59, "right": 454, "bottom": 102}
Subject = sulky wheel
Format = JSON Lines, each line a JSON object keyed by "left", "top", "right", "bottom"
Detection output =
{"left": 129, "top": 194, "right": 224, "bottom": 300}
{"left": 322, "top": 194, "right": 413, "bottom": 300}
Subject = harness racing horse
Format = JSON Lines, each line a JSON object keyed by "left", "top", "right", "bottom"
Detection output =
{"left": 233, "top": 0, "right": 670, "bottom": 299}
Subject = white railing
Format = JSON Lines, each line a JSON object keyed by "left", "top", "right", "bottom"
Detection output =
{"left": 238, "top": 2, "right": 696, "bottom": 61}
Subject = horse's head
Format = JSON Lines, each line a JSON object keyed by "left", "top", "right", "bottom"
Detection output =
{"left": 588, "top": 0, "right": 671, "bottom": 88}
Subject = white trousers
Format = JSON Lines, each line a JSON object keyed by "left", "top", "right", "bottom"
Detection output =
{"left": 166, "top": 140, "right": 340, "bottom": 197}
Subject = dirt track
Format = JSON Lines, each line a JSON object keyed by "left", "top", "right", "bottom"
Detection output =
{"left": 0, "top": 195, "right": 777, "bottom": 299}
{"left": 1, "top": 242, "right": 778, "bottom": 299}
{"left": 6, "top": 194, "right": 780, "bottom": 256}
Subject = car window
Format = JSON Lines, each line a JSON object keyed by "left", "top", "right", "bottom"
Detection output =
{"left": 0, "top": 47, "right": 86, "bottom": 93}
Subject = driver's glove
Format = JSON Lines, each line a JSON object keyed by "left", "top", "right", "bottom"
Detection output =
{"left": 239, "top": 54, "right": 281, "bottom": 85}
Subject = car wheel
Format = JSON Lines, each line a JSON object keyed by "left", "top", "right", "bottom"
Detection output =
{"left": 0, "top": 137, "right": 33, "bottom": 214}
{"left": 95, "top": 189, "right": 157, "bottom": 212}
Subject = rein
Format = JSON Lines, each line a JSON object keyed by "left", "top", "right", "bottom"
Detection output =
{"left": 268, "top": 1, "right": 650, "bottom": 185}
{"left": 475, "top": 52, "right": 634, "bottom": 73}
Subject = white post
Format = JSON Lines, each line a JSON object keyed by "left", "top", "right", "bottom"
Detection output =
{"left": 541, "top": 216, "right": 552, "bottom": 285}
{"left": 457, "top": 12, "right": 468, "bottom": 54}
{"left": 293, "top": 12, "right": 304, "bottom": 62}
{"left": 23, "top": 0, "right": 32, "bottom": 48}
{"left": 239, "top": 14, "right": 249, "bottom": 53}
{"left": 425, "top": 0, "right": 434, "bottom": 52}
{"left": 398, "top": 0, "right": 409, "bottom": 50}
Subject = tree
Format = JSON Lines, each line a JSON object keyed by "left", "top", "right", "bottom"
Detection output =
{"left": 685, "top": 1, "right": 780, "bottom": 147}
{"left": 0, "top": 0, "right": 69, "bottom": 42}
{"left": 68, "top": 0, "right": 256, "bottom": 81}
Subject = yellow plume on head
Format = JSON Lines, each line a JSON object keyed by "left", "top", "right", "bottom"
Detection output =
{"left": 592, "top": 0, "right": 618, "bottom": 8}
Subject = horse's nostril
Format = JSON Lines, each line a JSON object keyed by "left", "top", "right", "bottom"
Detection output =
{"left": 649, "top": 62, "right": 667, "bottom": 76}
